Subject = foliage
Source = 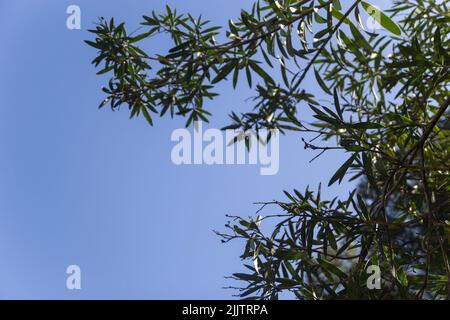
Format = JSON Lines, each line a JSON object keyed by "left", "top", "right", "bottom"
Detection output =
{"left": 87, "top": 0, "right": 450, "bottom": 299}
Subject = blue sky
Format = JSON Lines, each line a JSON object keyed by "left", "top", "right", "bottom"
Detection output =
{"left": 0, "top": 0, "right": 384, "bottom": 299}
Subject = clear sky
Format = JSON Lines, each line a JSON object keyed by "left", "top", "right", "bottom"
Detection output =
{"left": 0, "top": 0, "right": 384, "bottom": 299}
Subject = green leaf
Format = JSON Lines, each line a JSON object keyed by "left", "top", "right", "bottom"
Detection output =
{"left": 233, "top": 273, "right": 260, "bottom": 281}
{"left": 276, "top": 278, "right": 299, "bottom": 287}
{"left": 141, "top": 105, "right": 153, "bottom": 126}
{"left": 331, "top": 8, "right": 351, "bottom": 25}
{"left": 361, "top": 2, "right": 401, "bottom": 36}
{"left": 233, "top": 226, "right": 249, "bottom": 237}
{"left": 96, "top": 65, "right": 114, "bottom": 75}
{"left": 129, "top": 31, "right": 153, "bottom": 43}
{"left": 84, "top": 40, "right": 102, "bottom": 49}
{"left": 333, "top": 88, "right": 343, "bottom": 119}
{"left": 245, "top": 65, "right": 252, "bottom": 88}
{"left": 318, "top": 258, "right": 347, "bottom": 280}
{"left": 350, "top": 24, "right": 371, "bottom": 51}
{"left": 249, "top": 60, "right": 274, "bottom": 84}
{"left": 326, "top": 227, "right": 338, "bottom": 250}
{"left": 349, "top": 122, "right": 383, "bottom": 129}
{"left": 314, "top": 68, "right": 331, "bottom": 95}
{"left": 328, "top": 153, "right": 357, "bottom": 186}
{"left": 333, "top": 0, "right": 342, "bottom": 10}
{"left": 212, "top": 60, "right": 237, "bottom": 84}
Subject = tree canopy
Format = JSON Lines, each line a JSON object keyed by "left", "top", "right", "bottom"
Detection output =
{"left": 86, "top": 0, "right": 450, "bottom": 299}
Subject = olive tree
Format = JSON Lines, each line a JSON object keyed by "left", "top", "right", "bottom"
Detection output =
{"left": 86, "top": 0, "right": 450, "bottom": 299}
